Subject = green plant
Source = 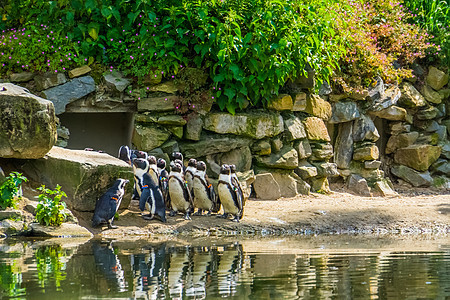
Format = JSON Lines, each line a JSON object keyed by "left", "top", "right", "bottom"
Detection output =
{"left": 35, "top": 185, "right": 67, "bottom": 227}
{"left": 0, "top": 172, "right": 27, "bottom": 210}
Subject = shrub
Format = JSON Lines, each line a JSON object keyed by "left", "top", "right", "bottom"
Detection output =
{"left": 35, "top": 185, "right": 67, "bottom": 227}
{"left": 0, "top": 172, "right": 27, "bottom": 210}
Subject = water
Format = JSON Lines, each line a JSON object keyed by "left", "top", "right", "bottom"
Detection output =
{"left": 1, "top": 236, "right": 449, "bottom": 299}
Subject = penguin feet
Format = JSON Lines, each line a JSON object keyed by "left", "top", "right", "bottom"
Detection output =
{"left": 107, "top": 221, "right": 118, "bottom": 229}
{"left": 206, "top": 211, "right": 212, "bottom": 216}
{"left": 169, "top": 210, "right": 177, "bottom": 217}
{"left": 217, "top": 213, "right": 229, "bottom": 219}
{"left": 184, "top": 213, "right": 191, "bottom": 220}
{"left": 232, "top": 215, "right": 240, "bottom": 223}
{"left": 193, "top": 209, "right": 203, "bottom": 216}
{"left": 142, "top": 214, "right": 154, "bottom": 220}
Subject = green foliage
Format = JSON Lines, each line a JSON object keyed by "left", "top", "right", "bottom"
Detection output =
{"left": 35, "top": 185, "right": 67, "bottom": 227}
{"left": 35, "top": 245, "right": 67, "bottom": 291}
{"left": 0, "top": 261, "right": 26, "bottom": 298}
{"left": 0, "top": 172, "right": 27, "bottom": 210}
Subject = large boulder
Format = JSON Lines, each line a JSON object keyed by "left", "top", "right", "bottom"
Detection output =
{"left": 334, "top": 122, "right": 354, "bottom": 169}
{"left": 385, "top": 132, "right": 419, "bottom": 154}
{"left": 352, "top": 114, "right": 380, "bottom": 142}
{"left": 391, "top": 164, "right": 433, "bottom": 187}
{"left": 370, "top": 105, "right": 411, "bottom": 122}
{"left": 422, "top": 85, "right": 443, "bottom": 104}
{"left": 0, "top": 83, "right": 57, "bottom": 159}
{"left": 138, "top": 95, "right": 177, "bottom": 112}
{"left": 219, "top": 146, "right": 252, "bottom": 172}
{"left": 394, "top": 144, "right": 441, "bottom": 171}
{"left": 253, "top": 173, "right": 281, "bottom": 200}
{"left": 254, "top": 146, "right": 298, "bottom": 169}
{"left": 22, "top": 147, "right": 134, "bottom": 211}
{"left": 203, "top": 111, "right": 284, "bottom": 139}
{"left": 284, "top": 115, "right": 307, "bottom": 141}
{"left": 303, "top": 117, "right": 331, "bottom": 141}
{"left": 179, "top": 134, "right": 251, "bottom": 158}
{"left": 267, "top": 94, "right": 293, "bottom": 111}
{"left": 399, "top": 82, "right": 427, "bottom": 108}
{"left": 132, "top": 124, "right": 171, "bottom": 151}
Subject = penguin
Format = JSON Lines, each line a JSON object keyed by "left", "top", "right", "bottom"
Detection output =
{"left": 147, "top": 155, "right": 159, "bottom": 186}
{"left": 92, "top": 179, "right": 129, "bottom": 229}
{"left": 118, "top": 145, "right": 131, "bottom": 165}
{"left": 139, "top": 172, "right": 166, "bottom": 223}
{"left": 157, "top": 158, "right": 170, "bottom": 210}
{"left": 168, "top": 162, "right": 193, "bottom": 220}
{"left": 171, "top": 151, "right": 183, "bottom": 162}
{"left": 229, "top": 164, "right": 245, "bottom": 206}
{"left": 193, "top": 161, "right": 220, "bottom": 215}
{"left": 185, "top": 158, "right": 197, "bottom": 193}
{"left": 217, "top": 164, "right": 243, "bottom": 222}
{"left": 131, "top": 149, "right": 148, "bottom": 161}
{"left": 132, "top": 158, "right": 150, "bottom": 198}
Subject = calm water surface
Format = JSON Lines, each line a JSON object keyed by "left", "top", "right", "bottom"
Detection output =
{"left": 0, "top": 236, "right": 449, "bottom": 299}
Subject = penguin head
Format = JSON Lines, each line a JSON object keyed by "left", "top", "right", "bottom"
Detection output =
{"left": 118, "top": 178, "right": 129, "bottom": 190}
{"left": 229, "top": 164, "right": 237, "bottom": 174}
{"left": 220, "top": 164, "right": 231, "bottom": 175}
{"left": 118, "top": 145, "right": 131, "bottom": 164}
{"left": 188, "top": 158, "right": 197, "bottom": 168}
{"left": 133, "top": 150, "right": 148, "bottom": 160}
{"left": 171, "top": 151, "right": 183, "bottom": 162}
{"left": 196, "top": 161, "right": 207, "bottom": 172}
{"left": 171, "top": 162, "right": 183, "bottom": 173}
{"left": 132, "top": 158, "right": 150, "bottom": 174}
{"left": 157, "top": 158, "right": 166, "bottom": 169}
{"left": 147, "top": 155, "right": 157, "bottom": 166}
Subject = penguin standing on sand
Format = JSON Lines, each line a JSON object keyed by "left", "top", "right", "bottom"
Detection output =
{"left": 157, "top": 158, "right": 170, "bottom": 210}
{"left": 92, "top": 179, "right": 129, "bottom": 229}
{"left": 193, "top": 161, "right": 220, "bottom": 215}
{"left": 139, "top": 172, "right": 166, "bottom": 223}
{"left": 185, "top": 158, "right": 197, "bottom": 193}
{"left": 217, "top": 164, "right": 243, "bottom": 222}
{"left": 118, "top": 145, "right": 131, "bottom": 165}
{"left": 132, "top": 158, "right": 150, "bottom": 198}
{"left": 168, "top": 162, "right": 193, "bottom": 220}
{"left": 147, "top": 155, "right": 159, "bottom": 186}
{"left": 229, "top": 164, "right": 245, "bottom": 206}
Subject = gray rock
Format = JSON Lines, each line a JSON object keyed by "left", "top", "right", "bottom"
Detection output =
{"left": 292, "top": 173, "right": 311, "bottom": 195}
{"left": 138, "top": 95, "right": 177, "bottom": 112}
{"left": 295, "top": 160, "right": 318, "bottom": 179}
{"left": 284, "top": 115, "right": 307, "bottom": 141}
{"left": 388, "top": 122, "right": 411, "bottom": 135}
{"left": 416, "top": 106, "right": 439, "bottom": 120}
{"left": 251, "top": 140, "right": 271, "bottom": 156}
{"left": 329, "top": 102, "right": 360, "bottom": 124}
{"left": 305, "top": 94, "right": 332, "bottom": 120}
{"left": 367, "top": 77, "right": 385, "bottom": 103}
{"left": 104, "top": 71, "right": 131, "bottom": 92}
{"left": 184, "top": 114, "right": 203, "bottom": 141}
{"left": 352, "top": 114, "right": 380, "bottom": 142}
{"left": 364, "top": 160, "right": 382, "bottom": 169}
{"left": 385, "top": 131, "right": 419, "bottom": 154}
{"left": 253, "top": 173, "right": 281, "bottom": 200}
{"left": 219, "top": 146, "right": 252, "bottom": 172}
{"left": 292, "top": 92, "right": 307, "bottom": 111}
{"left": 294, "top": 139, "right": 312, "bottom": 159}
{"left": 132, "top": 124, "right": 171, "bottom": 151}
{"left": 236, "top": 169, "right": 255, "bottom": 200}
{"left": 149, "top": 81, "right": 178, "bottom": 94}
{"left": 0, "top": 219, "right": 27, "bottom": 236}
{"left": 312, "top": 162, "right": 339, "bottom": 177}
{"left": 391, "top": 164, "right": 433, "bottom": 187}
{"left": 441, "top": 142, "right": 450, "bottom": 159}
{"left": 157, "top": 115, "right": 187, "bottom": 126}
{"left": 334, "top": 122, "right": 353, "bottom": 169}
{"left": 42, "top": 76, "right": 96, "bottom": 114}
{"left": 22, "top": 147, "right": 134, "bottom": 211}
{"left": 255, "top": 146, "right": 298, "bottom": 169}
{"left": 436, "top": 103, "right": 446, "bottom": 118}
{"left": 303, "top": 117, "right": 331, "bottom": 141}
{"left": 31, "top": 223, "right": 93, "bottom": 238}
{"left": 179, "top": 134, "right": 251, "bottom": 158}
{"left": 10, "top": 72, "right": 34, "bottom": 82}
{"left": 35, "top": 72, "right": 67, "bottom": 91}
{"left": 422, "top": 85, "right": 443, "bottom": 104}
{"left": 0, "top": 83, "right": 57, "bottom": 159}
{"left": 0, "top": 209, "right": 23, "bottom": 221}
{"left": 369, "top": 81, "right": 401, "bottom": 111}
{"left": 394, "top": 144, "right": 441, "bottom": 171}
{"left": 270, "top": 170, "right": 300, "bottom": 197}
{"left": 426, "top": 66, "right": 449, "bottom": 90}
{"left": 271, "top": 137, "right": 283, "bottom": 153}
{"left": 399, "top": 82, "right": 427, "bottom": 108}
{"left": 318, "top": 80, "right": 332, "bottom": 95}
{"left": 370, "top": 105, "right": 411, "bottom": 122}
{"left": 424, "top": 121, "right": 441, "bottom": 133}
{"left": 310, "top": 177, "right": 331, "bottom": 193}
{"left": 267, "top": 94, "right": 293, "bottom": 111}
{"left": 347, "top": 174, "right": 371, "bottom": 196}
{"left": 160, "top": 140, "right": 179, "bottom": 156}
{"left": 309, "top": 142, "right": 333, "bottom": 161}
{"left": 373, "top": 179, "right": 397, "bottom": 196}
{"left": 431, "top": 159, "right": 450, "bottom": 175}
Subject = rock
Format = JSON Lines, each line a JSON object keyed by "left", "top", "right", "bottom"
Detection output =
{"left": 310, "top": 177, "right": 331, "bottom": 193}
{"left": 318, "top": 80, "right": 332, "bottom": 95}
{"left": 443, "top": 120, "right": 450, "bottom": 136}
{"left": 0, "top": 219, "right": 27, "bottom": 236}
{"left": 35, "top": 72, "right": 67, "bottom": 91}
{"left": 431, "top": 159, "right": 450, "bottom": 175}
{"left": 132, "top": 124, "right": 171, "bottom": 151}
{"left": 0, "top": 83, "right": 57, "bottom": 159}
{"left": 267, "top": 94, "right": 293, "bottom": 111}
{"left": 347, "top": 174, "right": 371, "bottom": 196}
{"left": 291, "top": 173, "right": 311, "bottom": 195}
{"left": 367, "top": 76, "right": 384, "bottom": 102}
{"left": 203, "top": 111, "right": 284, "bottom": 139}
{"left": 134, "top": 113, "right": 158, "bottom": 123}
{"left": 373, "top": 179, "right": 397, "bottom": 196}
{"left": 251, "top": 140, "right": 271, "bottom": 156}
{"left": 42, "top": 76, "right": 96, "bottom": 114}
{"left": 10, "top": 72, "right": 34, "bottom": 82}
{"left": 303, "top": 117, "right": 331, "bottom": 141}
{"left": 138, "top": 95, "right": 177, "bottom": 112}
{"left": 167, "top": 126, "right": 183, "bottom": 139}
{"left": 292, "top": 92, "right": 307, "bottom": 111}
{"left": 312, "top": 162, "right": 339, "bottom": 177}
{"left": 57, "top": 126, "right": 70, "bottom": 140}
{"left": 353, "top": 144, "right": 379, "bottom": 161}
{"left": 158, "top": 140, "right": 178, "bottom": 157}
{"left": 426, "top": 66, "right": 449, "bottom": 90}
{"left": 422, "top": 85, "right": 443, "bottom": 104}
{"left": 68, "top": 65, "right": 92, "bottom": 78}
{"left": 348, "top": 89, "right": 369, "bottom": 101}
{"left": 334, "top": 122, "right": 353, "bottom": 169}
{"left": 439, "top": 89, "right": 450, "bottom": 101}
{"left": 270, "top": 170, "right": 300, "bottom": 197}
{"left": 255, "top": 146, "right": 298, "bottom": 169}
{"left": 179, "top": 134, "right": 251, "bottom": 158}
{"left": 157, "top": 115, "right": 187, "bottom": 126}
{"left": 364, "top": 160, "right": 382, "bottom": 169}
{"left": 394, "top": 144, "right": 441, "bottom": 171}
{"left": 295, "top": 67, "right": 315, "bottom": 89}
{"left": 370, "top": 105, "right": 411, "bottom": 122}
{"left": 329, "top": 101, "right": 360, "bottom": 124}
{"left": 440, "top": 142, "right": 450, "bottom": 159}
{"left": 236, "top": 170, "right": 255, "bottom": 200}
{"left": 143, "top": 69, "right": 163, "bottom": 85}
{"left": 22, "top": 147, "right": 134, "bottom": 211}
{"left": 294, "top": 139, "right": 312, "bottom": 159}
{"left": 391, "top": 164, "right": 433, "bottom": 187}
{"left": 253, "top": 173, "right": 281, "bottom": 200}
{"left": 369, "top": 82, "right": 401, "bottom": 111}
{"left": 219, "top": 146, "right": 252, "bottom": 172}
{"left": 104, "top": 70, "right": 131, "bottom": 92}
{"left": 30, "top": 223, "right": 93, "bottom": 238}
{"left": 352, "top": 114, "right": 380, "bottom": 142}
{"left": 305, "top": 94, "right": 332, "bottom": 120}
{"left": 388, "top": 122, "right": 411, "bottom": 135}
{"left": 385, "top": 131, "right": 419, "bottom": 154}
{"left": 309, "top": 142, "right": 333, "bottom": 161}
{"left": 284, "top": 115, "right": 307, "bottom": 141}
{"left": 399, "top": 82, "right": 427, "bottom": 108}
{"left": 295, "top": 160, "right": 318, "bottom": 179}
{"left": 329, "top": 94, "right": 347, "bottom": 102}
{"left": 0, "top": 209, "right": 23, "bottom": 221}
{"left": 184, "top": 114, "right": 203, "bottom": 141}
{"left": 149, "top": 81, "right": 178, "bottom": 94}
{"left": 271, "top": 137, "right": 283, "bottom": 153}
{"left": 436, "top": 103, "right": 446, "bottom": 118}
{"left": 416, "top": 106, "right": 439, "bottom": 120}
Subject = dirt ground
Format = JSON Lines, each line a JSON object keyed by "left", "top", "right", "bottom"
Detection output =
{"left": 76, "top": 183, "right": 450, "bottom": 239}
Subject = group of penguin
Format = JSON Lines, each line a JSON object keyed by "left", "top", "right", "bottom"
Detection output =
{"left": 92, "top": 145, "right": 245, "bottom": 229}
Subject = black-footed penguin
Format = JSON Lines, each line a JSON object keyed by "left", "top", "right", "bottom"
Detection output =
{"left": 147, "top": 155, "right": 159, "bottom": 186}
{"left": 131, "top": 149, "right": 148, "bottom": 161}
{"left": 185, "top": 158, "right": 197, "bottom": 193}
{"left": 139, "top": 172, "right": 166, "bottom": 223}
{"left": 132, "top": 158, "right": 150, "bottom": 198}
{"left": 92, "top": 179, "right": 129, "bottom": 229}
{"left": 157, "top": 158, "right": 171, "bottom": 210}
{"left": 171, "top": 151, "right": 184, "bottom": 162}
{"left": 193, "top": 161, "right": 220, "bottom": 215}
{"left": 230, "top": 164, "right": 245, "bottom": 206}
{"left": 168, "top": 162, "right": 193, "bottom": 220}
{"left": 118, "top": 145, "right": 131, "bottom": 165}
{"left": 217, "top": 164, "right": 243, "bottom": 222}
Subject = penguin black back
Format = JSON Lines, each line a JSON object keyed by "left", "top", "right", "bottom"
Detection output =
{"left": 92, "top": 179, "right": 129, "bottom": 229}
{"left": 118, "top": 145, "right": 131, "bottom": 165}
{"left": 139, "top": 173, "right": 166, "bottom": 223}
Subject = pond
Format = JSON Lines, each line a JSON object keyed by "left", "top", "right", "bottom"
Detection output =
{"left": 0, "top": 235, "right": 449, "bottom": 299}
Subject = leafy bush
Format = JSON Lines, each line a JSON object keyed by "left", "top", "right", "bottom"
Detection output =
{"left": 35, "top": 185, "right": 67, "bottom": 227}
{"left": 0, "top": 172, "right": 28, "bottom": 210}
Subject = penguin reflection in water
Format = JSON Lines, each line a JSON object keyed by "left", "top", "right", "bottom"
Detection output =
{"left": 217, "top": 164, "right": 244, "bottom": 222}
{"left": 92, "top": 179, "right": 129, "bottom": 229}
{"left": 168, "top": 162, "right": 194, "bottom": 220}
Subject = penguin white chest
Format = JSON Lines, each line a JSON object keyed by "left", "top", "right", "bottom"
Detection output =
{"left": 169, "top": 178, "right": 189, "bottom": 212}
{"left": 218, "top": 184, "right": 238, "bottom": 215}
{"left": 193, "top": 178, "right": 212, "bottom": 210}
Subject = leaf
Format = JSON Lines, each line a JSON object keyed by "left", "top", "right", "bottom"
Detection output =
{"left": 213, "top": 73, "right": 225, "bottom": 82}
{"left": 224, "top": 88, "right": 236, "bottom": 100}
